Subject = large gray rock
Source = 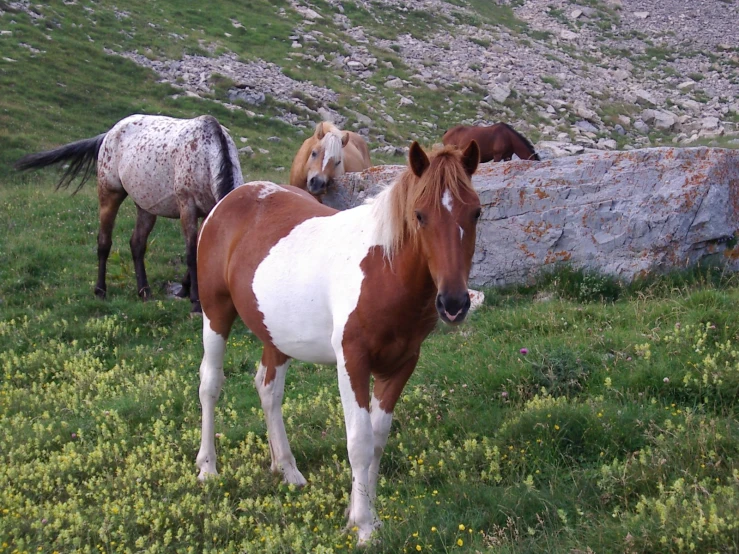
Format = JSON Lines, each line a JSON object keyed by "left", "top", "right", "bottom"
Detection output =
{"left": 324, "top": 148, "right": 739, "bottom": 287}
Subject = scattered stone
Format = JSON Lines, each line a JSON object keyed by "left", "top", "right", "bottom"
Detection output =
{"left": 612, "top": 69, "right": 631, "bottom": 81}
{"left": 573, "top": 100, "right": 598, "bottom": 122}
{"left": 634, "top": 120, "right": 650, "bottom": 133}
{"left": 294, "top": 5, "right": 322, "bottom": 19}
{"left": 267, "top": 136, "right": 281, "bottom": 143}
{"left": 385, "top": 78, "right": 404, "bottom": 89}
{"left": 597, "top": 138, "right": 618, "bottom": 150}
{"left": 701, "top": 117, "right": 720, "bottom": 131}
{"left": 642, "top": 109, "right": 679, "bottom": 131}
{"left": 228, "top": 89, "right": 266, "bottom": 106}
{"left": 677, "top": 80, "right": 695, "bottom": 91}
{"left": 238, "top": 145, "right": 254, "bottom": 156}
{"left": 633, "top": 11, "right": 650, "bottom": 19}
{"left": 561, "top": 29, "right": 579, "bottom": 40}
{"left": 488, "top": 84, "right": 511, "bottom": 103}
{"left": 614, "top": 124, "right": 626, "bottom": 136}
{"left": 575, "top": 120, "right": 599, "bottom": 133}
{"left": 634, "top": 89, "right": 658, "bottom": 106}
{"left": 569, "top": 9, "right": 583, "bottom": 19}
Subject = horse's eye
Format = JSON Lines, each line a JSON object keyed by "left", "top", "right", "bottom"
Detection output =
{"left": 335, "top": 160, "right": 341, "bottom": 167}
{"left": 415, "top": 211, "right": 425, "bottom": 226}
{"left": 311, "top": 151, "right": 317, "bottom": 158}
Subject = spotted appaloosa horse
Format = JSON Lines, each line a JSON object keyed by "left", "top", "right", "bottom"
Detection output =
{"left": 442, "top": 122, "right": 540, "bottom": 162}
{"left": 196, "top": 141, "right": 481, "bottom": 544}
{"left": 14, "top": 114, "right": 243, "bottom": 312}
{"left": 289, "top": 120, "right": 372, "bottom": 198}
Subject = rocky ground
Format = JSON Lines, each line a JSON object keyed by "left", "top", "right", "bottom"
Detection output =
{"left": 6, "top": 0, "right": 739, "bottom": 159}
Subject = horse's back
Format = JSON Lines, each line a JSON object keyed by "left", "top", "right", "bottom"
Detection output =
{"left": 100, "top": 115, "right": 232, "bottom": 217}
{"left": 344, "top": 132, "right": 372, "bottom": 171}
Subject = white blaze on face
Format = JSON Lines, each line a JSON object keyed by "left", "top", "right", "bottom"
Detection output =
{"left": 322, "top": 131, "right": 343, "bottom": 171}
{"left": 442, "top": 189, "right": 453, "bottom": 213}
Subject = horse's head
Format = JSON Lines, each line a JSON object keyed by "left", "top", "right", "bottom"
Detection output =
{"left": 305, "top": 122, "right": 349, "bottom": 196}
{"left": 406, "top": 141, "right": 481, "bottom": 324}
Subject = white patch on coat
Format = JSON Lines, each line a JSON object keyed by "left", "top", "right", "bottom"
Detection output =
{"left": 252, "top": 204, "right": 379, "bottom": 364}
{"left": 459, "top": 225, "right": 464, "bottom": 241}
{"left": 250, "top": 181, "right": 301, "bottom": 199}
{"left": 322, "top": 130, "right": 344, "bottom": 170}
{"left": 441, "top": 189, "right": 453, "bottom": 213}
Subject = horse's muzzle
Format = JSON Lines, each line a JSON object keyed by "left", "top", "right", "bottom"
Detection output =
{"left": 436, "top": 291, "right": 471, "bottom": 324}
{"left": 308, "top": 176, "right": 329, "bottom": 196}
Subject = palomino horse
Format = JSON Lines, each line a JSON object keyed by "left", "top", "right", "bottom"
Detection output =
{"left": 14, "top": 114, "right": 243, "bottom": 313}
{"left": 196, "top": 141, "right": 481, "bottom": 544}
{"left": 442, "top": 122, "right": 540, "bottom": 162}
{"left": 289, "top": 120, "right": 372, "bottom": 198}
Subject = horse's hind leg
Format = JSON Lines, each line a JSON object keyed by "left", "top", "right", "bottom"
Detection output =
{"left": 95, "top": 185, "right": 127, "bottom": 299}
{"left": 130, "top": 205, "right": 157, "bottom": 300}
{"left": 255, "top": 346, "right": 306, "bottom": 486}
{"left": 196, "top": 302, "right": 237, "bottom": 479}
{"left": 180, "top": 203, "right": 201, "bottom": 313}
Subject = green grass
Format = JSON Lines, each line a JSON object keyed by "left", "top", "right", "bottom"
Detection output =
{"left": 2, "top": 181, "right": 739, "bottom": 553}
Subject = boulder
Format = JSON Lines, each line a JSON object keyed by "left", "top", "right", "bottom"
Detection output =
{"left": 324, "top": 148, "right": 739, "bottom": 286}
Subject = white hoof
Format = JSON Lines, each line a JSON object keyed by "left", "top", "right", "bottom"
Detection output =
{"left": 197, "top": 468, "right": 217, "bottom": 481}
{"left": 281, "top": 465, "right": 307, "bottom": 487}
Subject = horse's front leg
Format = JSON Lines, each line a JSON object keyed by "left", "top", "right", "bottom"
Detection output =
{"left": 335, "top": 346, "right": 376, "bottom": 545}
{"left": 179, "top": 204, "right": 201, "bottom": 313}
{"left": 254, "top": 347, "right": 306, "bottom": 486}
{"left": 368, "top": 354, "right": 419, "bottom": 504}
{"left": 130, "top": 205, "right": 157, "bottom": 300}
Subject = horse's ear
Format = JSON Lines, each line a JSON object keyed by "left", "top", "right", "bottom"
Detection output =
{"left": 461, "top": 140, "right": 480, "bottom": 176}
{"left": 315, "top": 122, "right": 325, "bottom": 140}
{"left": 409, "top": 141, "right": 430, "bottom": 178}
{"left": 341, "top": 132, "right": 350, "bottom": 147}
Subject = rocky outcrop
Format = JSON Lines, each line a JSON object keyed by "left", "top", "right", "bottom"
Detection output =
{"left": 325, "top": 147, "right": 739, "bottom": 287}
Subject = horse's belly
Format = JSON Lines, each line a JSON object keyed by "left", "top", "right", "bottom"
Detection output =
{"left": 253, "top": 287, "right": 337, "bottom": 364}
{"left": 131, "top": 190, "right": 179, "bottom": 218}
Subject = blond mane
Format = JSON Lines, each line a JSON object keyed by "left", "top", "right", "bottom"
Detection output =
{"left": 370, "top": 145, "right": 474, "bottom": 258}
{"left": 321, "top": 126, "right": 344, "bottom": 170}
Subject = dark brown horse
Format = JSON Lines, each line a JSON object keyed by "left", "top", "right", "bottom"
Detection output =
{"left": 195, "top": 141, "right": 481, "bottom": 545}
{"left": 442, "top": 122, "right": 540, "bottom": 162}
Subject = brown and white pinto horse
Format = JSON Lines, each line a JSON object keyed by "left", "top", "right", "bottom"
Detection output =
{"left": 289, "top": 121, "right": 372, "bottom": 198}
{"left": 14, "top": 114, "right": 243, "bottom": 312}
{"left": 442, "top": 122, "right": 540, "bottom": 162}
{"left": 196, "top": 141, "right": 481, "bottom": 544}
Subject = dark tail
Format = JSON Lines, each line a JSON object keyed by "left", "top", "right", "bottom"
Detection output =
{"left": 14, "top": 134, "right": 107, "bottom": 193}
{"left": 207, "top": 116, "right": 236, "bottom": 201}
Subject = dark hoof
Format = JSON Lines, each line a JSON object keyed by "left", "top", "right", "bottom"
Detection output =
{"left": 174, "top": 286, "right": 189, "bottom": 299}
{"left": 191, "top": 301, "right": 202, "bottom": 315}
{"left": 94, "top": 286, "right": 107, "bottom": 300}
{"left": 138, "top": 286, "right": 152, "bottom": 300}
